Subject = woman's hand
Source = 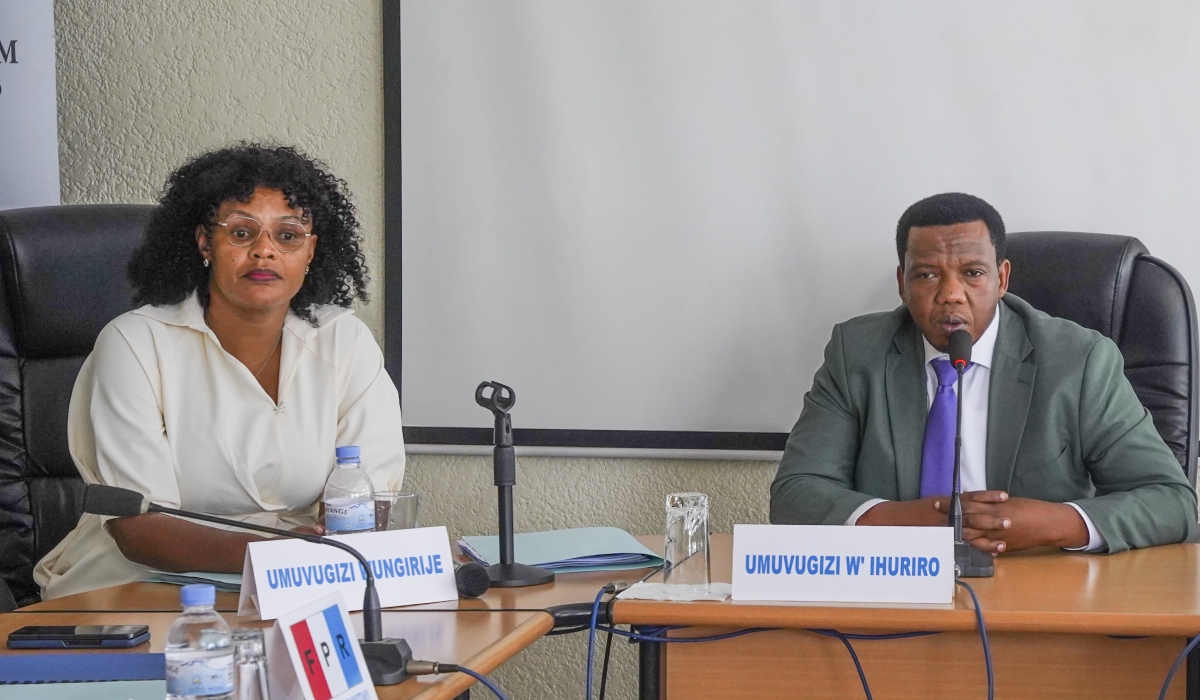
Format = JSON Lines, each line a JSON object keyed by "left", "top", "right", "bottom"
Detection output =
{"left": 290, "top": 524, "right": 326, "bottom": 537}
{"left": 107, "top": 513, "right": 268, "bottom": 573}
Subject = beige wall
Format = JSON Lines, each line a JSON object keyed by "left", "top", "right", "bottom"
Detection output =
{"left": 53, "top": 2, "right": 777, "bottom": 697}
{"left": 404, "top": 455, "right": 775, "bottom": 699}
{"left": 55, "top": 0, "right": 386, "bottom": 334}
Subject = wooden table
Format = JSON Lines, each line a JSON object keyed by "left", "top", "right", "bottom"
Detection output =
{"left": 1, "top": 563, "right": 638, "bottom": 699}
{"left": 610, "top": 535, "right": 1200, "bottom": 699}
{"left": 11, "top": 535, "right": 1198, "bottom": 699}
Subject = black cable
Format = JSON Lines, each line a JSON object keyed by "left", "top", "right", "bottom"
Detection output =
{"left": 598, "top": 629, "right": 614, "bottom": 700}
{"left": 596, "top": 626, "right": 774, "bottom": 643}
{"left": 613, "top": 625, "right": 938, "bottom": 643}
{"left": 545, "top": 625, "right": 590, "bottom": 636}
{"left": 836, "top": 631, "right": 940, "bottom": 641}
{"left": 809, "top": 629, "right": 872, "bottom": 700}
{"left": 956, "top": 579, "right": 994, "bottom": 700}
{"left": 383, "top": 607, "right": 552, "bottom": 614}
{"left": 1159, "top": 635, "right": 1200, "bottom": 700}
{"left": 597, "top": 617, "right": 942, "bottom": 700}
{"left": 637, "top": 565, "right": 665, "bottom": 583}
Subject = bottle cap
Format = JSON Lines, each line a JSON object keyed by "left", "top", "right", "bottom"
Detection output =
{"left": 336, "top": 445, "right": 361, "bottom": 462}
{"left": 181, "top": 583, "right": 216, "bottom": 608}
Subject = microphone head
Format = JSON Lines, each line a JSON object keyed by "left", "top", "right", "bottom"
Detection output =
{"left": 948, "top": 329, "right": 972, "bottom": 370}
{"left": 454, "top": 561, "right": 491, "bottom": 598}
{"left": 82, "top": 484, "right": 146, "bottom": 517}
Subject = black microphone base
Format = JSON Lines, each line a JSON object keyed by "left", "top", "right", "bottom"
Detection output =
{"left": 361, "top": 637, "right": 412, "bottom": 685}
{"left": 954, "top": 541, "right": 995, "bottom": 578}
{"left": 487, "top": 562, "right": 555, "bottom": 588}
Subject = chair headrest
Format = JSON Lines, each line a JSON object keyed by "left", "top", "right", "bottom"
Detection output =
{"left": 1005, "top": 231, "right": 1147, "bottom": 341}
{"left": 0, "top": 204, "right": 155, "bottom": 359}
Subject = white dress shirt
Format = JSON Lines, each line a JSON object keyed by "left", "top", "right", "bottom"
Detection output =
{"left": 847, "top": 306, "right": 1104, "bottom": 552}
{"left": 34, "top": 294, "right": 407, "bottom": 598}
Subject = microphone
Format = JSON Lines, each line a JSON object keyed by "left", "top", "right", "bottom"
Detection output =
{"left": 454, "top": 562, "right": 491, "bottom": 598}
{"left": 946, "top": 330, "right": 993, "bottom": 578}
{"left": 475, "top": 381, "right": 555, "bottom": 587}
{"left": 82, "top": 484, "right": 414, "bottom": 684}
{"left": 948, "top": 330, "right": 971, "bottom": 372}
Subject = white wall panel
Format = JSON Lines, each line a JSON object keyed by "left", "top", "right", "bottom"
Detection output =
{"left": 0, "top": 0, "right": 60, "bottom": 209}
{"left": 402, "top": 0, "right": 1200, "bottom": 437}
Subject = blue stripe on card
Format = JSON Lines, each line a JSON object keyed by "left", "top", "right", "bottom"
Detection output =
{"left": 321, "top": 604, "right": 363, "bottom": 687}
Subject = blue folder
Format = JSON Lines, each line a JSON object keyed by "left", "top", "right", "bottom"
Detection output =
{"left": 458, "top": 526, "right": 663, "bottom": 573}
{"left": 0, "top": 653, "right": 164, "bottom": 684}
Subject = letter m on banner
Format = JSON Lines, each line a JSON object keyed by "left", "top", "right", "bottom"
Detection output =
{"left": 0, "top": 40, "right": 15, "bottom": 64}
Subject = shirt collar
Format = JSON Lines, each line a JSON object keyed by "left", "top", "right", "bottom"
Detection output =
{"left": 921, "top": 303, "right": 1001, "bottom": 370}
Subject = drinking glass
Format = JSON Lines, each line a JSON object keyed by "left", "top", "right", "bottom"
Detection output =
{"left": 663, "top": 492, "right": 710, "bottom": 599}
{"left": 231, "top": 628, "right": 269, "bottom": 700}
{"left": 375, "top": 491, "right": 420, "bottom": 530}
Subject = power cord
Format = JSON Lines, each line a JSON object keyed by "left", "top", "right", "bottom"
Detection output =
{"left": 596, "top": 625, "right": 774, "bottom": 644}
{"left": 587, "top": 581, "right": 628, "bottom": 700}
{"left": 956, "top": 578, "right": 994, "bottom": 700}
{"left": 809, "top": 629, "right": 872, "bottom": 700}
{"left": 1159, "top": 635, "right": 1200, "bottom": 700}
{"left": 586, "top": 579, "right": 983, "bottom": 700}
{"left": 405, "top": 660, "right": 511, "bottom": 700}
{"left": 597, "top": 628, "right": 615, "bottom": 700}
{"left": 595, "top": 625, "right": 942, "bottom": 699}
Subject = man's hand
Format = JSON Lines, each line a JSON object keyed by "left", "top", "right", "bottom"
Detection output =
{"left": 856, "top": 497, "right": 948, "bottom": 527}
{"left": 933, "top": 491, "right": 1090, "bottom": 553}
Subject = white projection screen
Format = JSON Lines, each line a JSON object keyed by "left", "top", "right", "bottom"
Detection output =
{"left": 396, "top": 1, "right": 1200, "bottom": 454}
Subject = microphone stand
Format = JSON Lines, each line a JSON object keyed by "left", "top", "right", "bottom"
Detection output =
{"left": 143, "top": 503, "right": 413, "bottom": 685}
{"left": 475, "top": 381, "right": 554, "bottom": 587}
{"left": 950, "top": 366, "right": 994, "bottom": 578}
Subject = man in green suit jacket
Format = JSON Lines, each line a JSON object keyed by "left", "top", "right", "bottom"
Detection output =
{"left": 770, "top": 193, "right": 1197, "bottom": 554}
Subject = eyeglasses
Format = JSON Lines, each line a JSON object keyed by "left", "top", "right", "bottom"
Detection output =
{"left": 209, "top": 215, "right": 312, "bottom": 253}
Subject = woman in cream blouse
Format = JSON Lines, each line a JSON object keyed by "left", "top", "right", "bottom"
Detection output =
{"left": 35, "top": 144, "right": 405, "bottom": 599}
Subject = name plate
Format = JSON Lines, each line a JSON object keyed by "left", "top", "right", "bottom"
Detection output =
{"left": 266, "top": 591, "right": 379, "bottom": 700}
{"left": 238, "top": 526, "right": 459, "bottom": 620}
{"left": 732, "top": 524, "right": 954, "bottom": 604}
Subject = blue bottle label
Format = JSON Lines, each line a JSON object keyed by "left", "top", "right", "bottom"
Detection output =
{"left": 326, "top": 498, "right": 375, "bottom": 532}
{"left": 166, "top": 652, "right": 234, "bottom": 696}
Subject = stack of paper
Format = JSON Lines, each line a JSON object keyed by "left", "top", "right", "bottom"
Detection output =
{"left": 145, "top": 571, "right": 242, "bottom": 591}
{"left": 458, "top": 527, "right": 663, "bottom": 573}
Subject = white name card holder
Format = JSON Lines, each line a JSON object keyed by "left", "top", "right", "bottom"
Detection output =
{"left": 732, "top": 524, "right": 954, "bottom": 604}
{"left": 239, "top": 526, "right": 459, "bottom": 620}
{"left": 266, "top": 591, "right": 380, "bottom": 700}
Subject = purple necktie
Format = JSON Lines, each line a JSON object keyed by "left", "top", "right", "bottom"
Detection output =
{"left": 919, "top": 358, "right": 971, "bottom": 498}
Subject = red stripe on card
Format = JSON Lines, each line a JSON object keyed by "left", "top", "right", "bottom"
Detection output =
{"left": 291, "top": 619, "right": 332, "bottom": 700}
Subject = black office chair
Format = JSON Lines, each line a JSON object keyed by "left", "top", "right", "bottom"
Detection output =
{"left": 0, "top": 204, "right": 153, "bottom": 608}
{"left": 1006, "top": 232, "right": 1199, "bottom": 486}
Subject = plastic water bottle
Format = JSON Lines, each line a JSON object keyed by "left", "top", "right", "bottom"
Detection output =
{"left": 165, "top": 584, "right": 234, "bottom": 700}
{"left": 323, "top": 445, "right": 376, "bottom": 534}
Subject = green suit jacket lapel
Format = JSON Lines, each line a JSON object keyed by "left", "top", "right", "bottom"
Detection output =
{"left": 986, "top": 301, "right": 1037, "bottom": 491}
{"left": 886, "top": 319, "right": 928, "bottom": 501}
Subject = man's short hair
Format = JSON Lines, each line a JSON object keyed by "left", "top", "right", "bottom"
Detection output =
{"left": 895, "top": 192, "right": 1006, "bottom": 266}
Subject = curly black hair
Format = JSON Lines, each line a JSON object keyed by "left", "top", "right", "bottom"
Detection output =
{"left": 128, "top": 143, "right": 369, "bottom": 323}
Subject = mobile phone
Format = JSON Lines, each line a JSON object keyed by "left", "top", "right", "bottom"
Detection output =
{"left": 6, "top": 625, "right": 151, "bottom": 649}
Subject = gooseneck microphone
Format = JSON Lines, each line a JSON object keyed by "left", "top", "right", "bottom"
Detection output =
{"left": 82, "top": 484, "right": 414, "bottom": 684}
{"left": 947, "top": 330, "right": 994, "bottom": 578}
